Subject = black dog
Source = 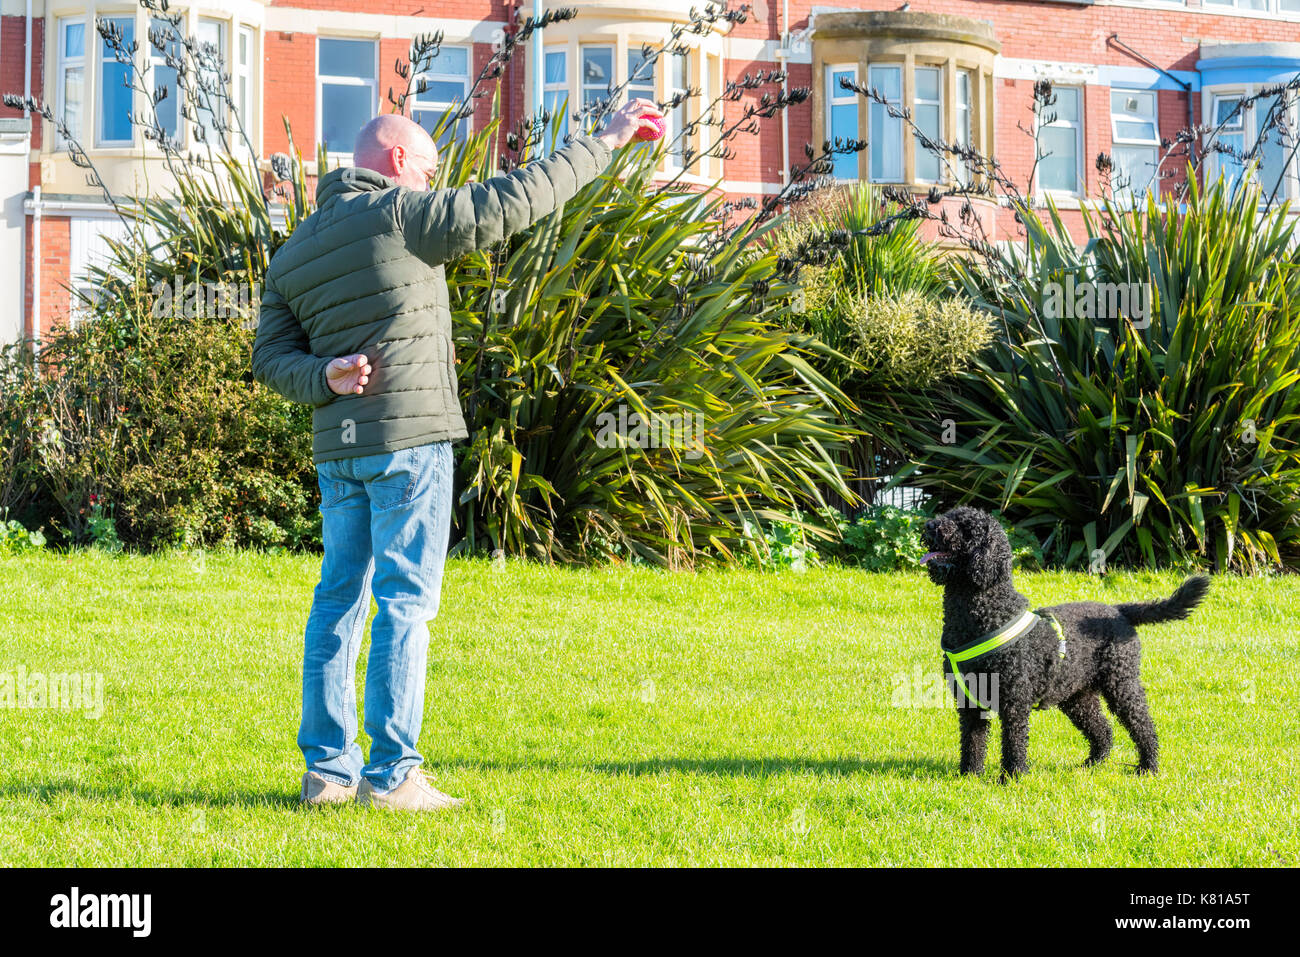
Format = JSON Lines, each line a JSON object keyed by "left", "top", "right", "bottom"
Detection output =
{"left": 921, "top": 506, "right": 1209, "bottom": 780}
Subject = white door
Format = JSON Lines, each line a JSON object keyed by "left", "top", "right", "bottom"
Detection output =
{"left": 0, "top": 118, "right": 29, "bottom": 346}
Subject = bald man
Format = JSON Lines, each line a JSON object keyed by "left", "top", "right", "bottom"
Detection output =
{"left": 253, "top": 100, "right": 663, "bottom": 810}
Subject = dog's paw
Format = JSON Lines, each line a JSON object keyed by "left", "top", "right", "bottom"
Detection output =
{"left": 998, "top": 768, "right": 1026, "bottom": 785}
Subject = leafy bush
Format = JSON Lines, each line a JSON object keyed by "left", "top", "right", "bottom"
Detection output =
{"left": 888, "top": 172, "right": 1300, "bottom": 571}
{"left": 847, "top": 289, "right": 992, "bottom": 388}
{"left": 0, "top": 272, "right": 319, "bottom": 550}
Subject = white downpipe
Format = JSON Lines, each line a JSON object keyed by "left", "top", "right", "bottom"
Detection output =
{"left": 532, "top": 0, "right": 543, "bottom": 157}
{"left": 22, "top": 0, "right": 32, "bottom": 353}
{"left": 31, "top": 185, "right": 41, "bottom": 353}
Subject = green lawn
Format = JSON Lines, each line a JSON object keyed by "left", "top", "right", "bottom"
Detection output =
{"left": 0, "top": 550, "right": 1295, "bottom": 866}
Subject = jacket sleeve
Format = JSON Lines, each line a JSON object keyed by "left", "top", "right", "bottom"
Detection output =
{"left": 251, "top": 276, "right": 336, "bottom": 408}
{"left": 398, "top": 133, "right": 613, "bottom": 266}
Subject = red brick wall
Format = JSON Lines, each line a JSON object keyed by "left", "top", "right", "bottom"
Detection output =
{"left": 0, "top": 14, "right": 44, "bottom": 152}
{"left": 35, "top": 216, "right": 72, "bottom": 339}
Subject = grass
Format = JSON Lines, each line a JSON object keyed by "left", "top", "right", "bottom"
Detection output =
{"left": 0, "top": 549, "right": 1296, "bottom": 866}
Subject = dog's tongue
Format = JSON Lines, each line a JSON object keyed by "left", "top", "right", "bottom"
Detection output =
{"left": 921, "top": 551, "right": 950, "bottom": 565}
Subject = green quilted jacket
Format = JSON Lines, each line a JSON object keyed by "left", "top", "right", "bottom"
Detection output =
{"left": 252, "top": 133, "right": 613, "bottom": 463}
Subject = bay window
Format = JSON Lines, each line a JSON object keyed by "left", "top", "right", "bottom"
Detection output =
{"left": 826, "top": 64, "right": 859, "bottom": 181}
{"left": 236, "top": 26, "right": 255, "bottom": 141}
{"left": 913, "top": 66, "right": 942, "bottom": 183}
{"left": 57, "top": 19, "right": 87, "bottom": 147}
{"left": 666, "top": 49, "right": 688, "bottom": 169}
{"left": 99, "top": 15, "right": 134, "bottom": 146}
{"left": 580, "top": 45, "right": 614, "bottom": 135}
{"left": 194, "top": 18, "right": 227, "bottom": 150}
{"left": 543, "top": 48, "right": 568, "bottom": 148}
{"left": 955, "top": 70, "right": 973, "bottom": 186}
{"left": 868, "top": 64, "right": 903, "bottom": 182}
{"left": 317, "top": 37, "right": 377, "bottom": 158}
{"left": 149, "top": 16, "right": 182, "bottom": 143}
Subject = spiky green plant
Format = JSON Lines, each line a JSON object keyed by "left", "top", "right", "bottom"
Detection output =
{"left": 888, "top": 170, "right": 1300, "bottom": 571}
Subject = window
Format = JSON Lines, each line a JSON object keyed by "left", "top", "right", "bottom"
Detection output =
{"left": 99, "top": 16, "right": 134, "bottom": 145}
{"left": 57, "top": 19, "right": 86, "bottom": 148}
{"left": 1110, "top": 89, "right": 1161, "bottom": 204}
{"left": 868, "top": 64, "right": 903, "bottom": 182}
{"left": 826, "top": 64, "right": 859, "bottom": 180}
{"left": 543, "top": 48, "right": 568, "bottom": 148}
{"left": 1038, "top": 85, "right": 1083, "bottom": 195}
{"left": 411, "top": 46, "right": 471, "bottom": 150}
{"left": 318, "top": 37, "right": 377, "bottom": 157}
{"left": 1205, "top": 0, "right": 1294, "bottom": 10}
{"left": 236, "top": 26, "right": 255, "bottom": 141}
{"left": 194, "top": 18, "right": 227, "bottom": 150}
{"left": 580, "top": 45, "right": 614, "bottom": 134}
{"left": 955, "top": 69, "right": 973, "bottom": 186}
{"left": 150, "top": 17, "right": 182, "bottom": 143}
{"left": 666, "top": 49, "right": 689, "bottom": 168}
{"left": 1208, "top": 89, "right": 1298, "bottom": 200}
{"left": 913, "top": 66, "right": 942, "bottom": 183}
{"left": 627, "top": 47, "right": 657, "bottom": 161}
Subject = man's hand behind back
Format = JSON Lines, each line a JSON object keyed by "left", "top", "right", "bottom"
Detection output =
{"left": 327, "top": 354, "right": 372, "bottom": 395}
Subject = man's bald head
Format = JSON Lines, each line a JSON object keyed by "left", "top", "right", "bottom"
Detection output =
{"left": 353, "top": 114, "right": 439, "bottom": 191}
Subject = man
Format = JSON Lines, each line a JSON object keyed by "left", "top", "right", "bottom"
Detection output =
{"left": 252, "top": 99, "right": 664, "bottom": 810}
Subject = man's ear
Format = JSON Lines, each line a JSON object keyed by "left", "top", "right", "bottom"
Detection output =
{"left": 390, "top": 143, "right": 406, "bottom": 175}
{"left": 968, "top": 518, "right": 1012, "bottom": 588}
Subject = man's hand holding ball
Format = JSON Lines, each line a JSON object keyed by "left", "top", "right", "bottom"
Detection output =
{"left": 595, "top": 99, "right": 668, "bottom": 151}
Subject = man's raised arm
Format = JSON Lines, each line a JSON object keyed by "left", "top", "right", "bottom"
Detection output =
{"left": 398, "top": 98, "right": 662, "bottom": 266}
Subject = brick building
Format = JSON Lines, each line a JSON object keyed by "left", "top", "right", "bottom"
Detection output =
{"left": 1, "top": 0, "right": 1298, "bottom": 344}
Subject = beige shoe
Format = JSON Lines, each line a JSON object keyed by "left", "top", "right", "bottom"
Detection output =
{"left": 300, "top": 771, "right": 358, "bottom": 806}
{"left": 356, "top": 768, "right": 464, "bottom": 811}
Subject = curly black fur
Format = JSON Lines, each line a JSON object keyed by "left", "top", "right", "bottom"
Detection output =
{"left": 921, "top": 506, "right": 1210, "bottom": 781}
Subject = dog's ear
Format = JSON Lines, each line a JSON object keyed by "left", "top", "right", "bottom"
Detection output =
{"left": 967, "top": 514, "right": 1013, "bottom": 588}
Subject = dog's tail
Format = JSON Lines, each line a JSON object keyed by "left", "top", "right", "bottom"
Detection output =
{"left": 1116, "top": 574, "right": 1211, "bottom": 626}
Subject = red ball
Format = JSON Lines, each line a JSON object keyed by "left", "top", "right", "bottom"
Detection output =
{"left": 636, "top": 114, "right": 666, "bottom": 141}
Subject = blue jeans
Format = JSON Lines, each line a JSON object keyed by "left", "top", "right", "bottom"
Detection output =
{"left": 298, "top": 441, "right": 453, "bottom": 792}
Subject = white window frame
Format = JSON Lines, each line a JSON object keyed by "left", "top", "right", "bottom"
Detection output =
{"left": 193, "top": 17, "right": 228, "bottom": 152}
{"left": 1204, "top": 0, "right": 1297, "bottom": 13}
{"left": 663, "top": 48, "right": 690, "bottom": 171}
{"left": 1205, "top": 86, "right": 1299, "bottom": 202}
{"left": 826, "top": 62, "right": 860, "bottom": 182}
{"left": 97, "top": 13, "right": 136, "bottom": 148}
{"left": 579, "top": 44, "right": 615, "bottom": 136}
{"left": 1109, "top": 88, "right": 1162, "bottom": 205}
{"left": 955, "top": 68, "right": 973, "bottom": 187}
{"left": 542, "top": 46, "right": 568, "bottom": 149}
{"left": 867, "top": 62, "right": 904, "bottom": 183}
{"left": 1035, "top": 84, "right": 1084, "bottom": 199}
{"left": 410, "top": 43, "right": 472, "bottom": 149}
{"left": 913, "top": 64, "right": 944, "bottom": 185}
{"left": 316, "top": 36, "right": 379, "bottom": 162}
{"left": 56, "top": 17, "right": 88, "bottom": 149}
{"left": 235, "top": 25, "right": 257, "bottom": 152}
{"left": 148, "top": 14, "right": 185, "bottom": 148}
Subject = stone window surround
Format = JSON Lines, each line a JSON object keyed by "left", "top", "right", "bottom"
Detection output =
{"left": 811, "top": 11, "right": 999, "bottom": 193}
